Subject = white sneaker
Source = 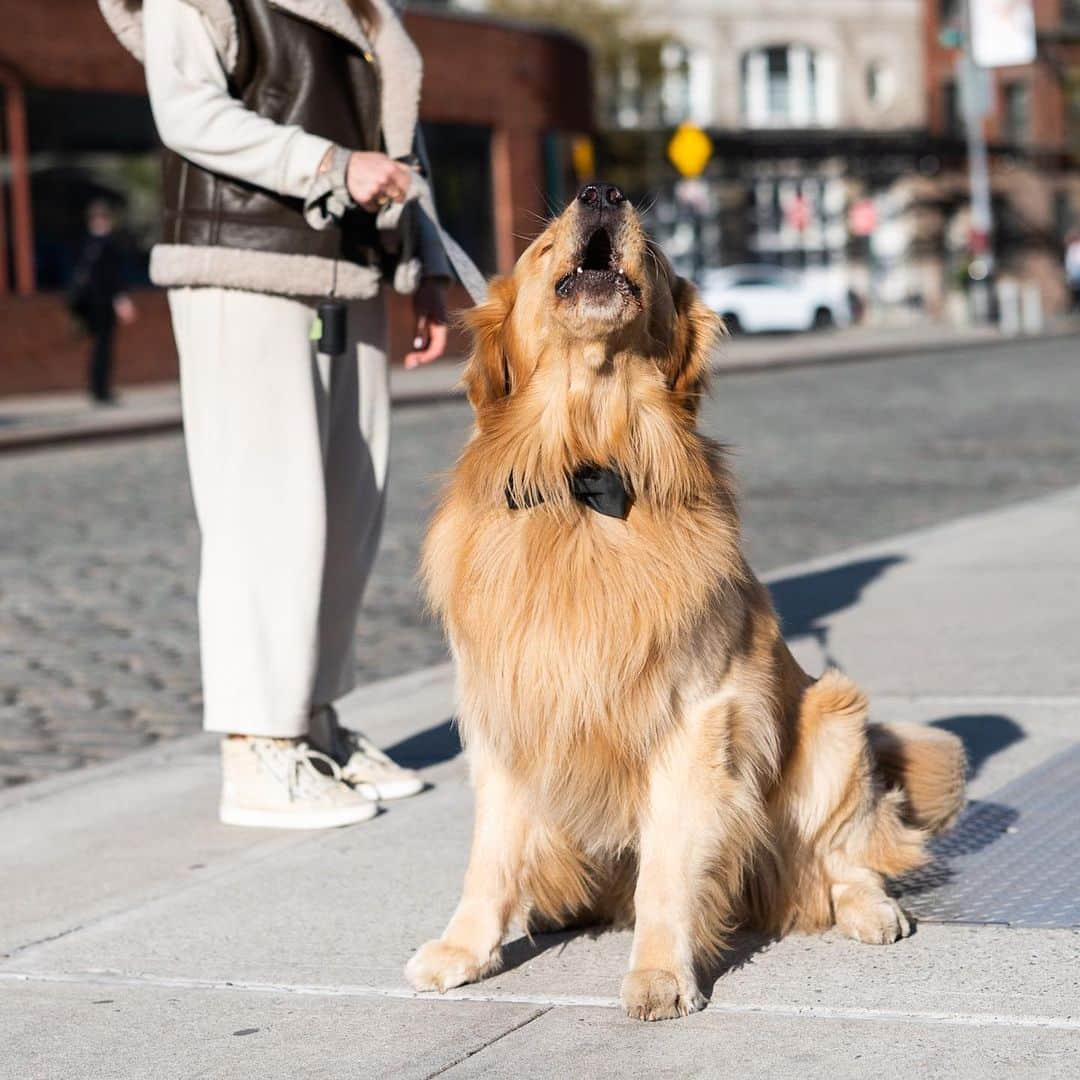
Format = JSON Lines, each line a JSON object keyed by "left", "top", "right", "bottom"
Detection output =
{"left": 219, "top": 737, "right": 378, "bottom": 829}
{"left": 308, "top": 706, "right": 425, "bottom": 801}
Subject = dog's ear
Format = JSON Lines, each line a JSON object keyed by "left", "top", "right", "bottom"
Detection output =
{"left": 667, "top": 276, "right": 721, "bottom": 407}
{"left": 461, "top": 276, "right": 517, "bottom": 411}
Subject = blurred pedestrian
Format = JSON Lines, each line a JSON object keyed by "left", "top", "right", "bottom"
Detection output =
{"left": 67, "top": 199, "right": 137, "bottom": 404}
{"left": 99, "top": 0, "right": 459, "bottom": 828}
{"left": 1065, "top": 230, "right": 1080, "bottom": 312}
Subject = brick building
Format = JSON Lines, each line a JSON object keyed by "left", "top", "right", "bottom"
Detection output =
{"left": 926, "top": 0, "right": 1080, "bottom": 150}
{"left": 921, "top": 0, "right": 1080, "bottom": 310}
{"left": 0, "top": 1, "right": 591, "bottom": 395}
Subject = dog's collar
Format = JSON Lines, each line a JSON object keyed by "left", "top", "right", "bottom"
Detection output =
{"left": 505, "top": 465, "right": 631, "bottom": 520}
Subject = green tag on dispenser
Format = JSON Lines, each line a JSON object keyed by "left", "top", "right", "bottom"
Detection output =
{"left": 309, "top": 316, "right": 323, "bottom": 342}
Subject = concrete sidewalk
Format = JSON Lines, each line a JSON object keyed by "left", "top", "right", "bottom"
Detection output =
{"left": 3, "top": 320, "right": 1078, "bottom": 451}
{"left": 3, "top": 488, "right": 1080, "bottom": 1077}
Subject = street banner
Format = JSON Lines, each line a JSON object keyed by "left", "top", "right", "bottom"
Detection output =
{"left": 970, "top": 0, "right": 1036, "bottom": 68}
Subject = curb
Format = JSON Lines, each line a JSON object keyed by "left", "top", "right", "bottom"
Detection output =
{"left": 2, "top": 329, "right": 1077, "bottom": 453}
{"left": 0, "top": 415, "right": 186, "bottom": 454}
{"left": 711, "top": 326, "right": 1080, "bottom": 378}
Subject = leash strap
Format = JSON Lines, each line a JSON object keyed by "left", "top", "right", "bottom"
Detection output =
{"left": 376, "top": 172, "right": 489, "bottom": 306}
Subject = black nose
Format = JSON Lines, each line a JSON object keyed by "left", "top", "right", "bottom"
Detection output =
{"left": 577, "top": 182, "right": 625, "bottom": 209}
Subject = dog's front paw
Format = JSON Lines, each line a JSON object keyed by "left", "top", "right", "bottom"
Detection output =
{"left": 620, "top": 968, "right": 705, "bottom": 1021}
{"left": 835, "top": 888, "right": 912, "bottom": 945}
{"left": 405, "top": 939, "right": 496, "bottom": 992}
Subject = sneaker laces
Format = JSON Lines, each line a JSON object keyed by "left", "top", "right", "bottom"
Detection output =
{"left": 250, "top": 739, "right": 345, "bottom": 803}
{"left": 339, "top": 730, "right": 396, "bottom": 768}
{"left": 311, "top": 707, "right": 402, "bottom": 777}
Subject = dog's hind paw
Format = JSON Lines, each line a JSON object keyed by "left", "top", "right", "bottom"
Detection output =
{"left": 620, "top": 969, "right": 705, "bottom": 1022}
{"left": 834, "top": 888, "right": 912, "bottom": 945}
{"left": 405, "top": 939, "right": 495, "bottom": 992}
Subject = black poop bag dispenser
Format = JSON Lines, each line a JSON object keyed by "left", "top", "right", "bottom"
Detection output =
{"left": 314, "top": 298, "right": 347, "bottom": 356}
{"left": 311, "top": 257, "right": 347, "bottom": 356}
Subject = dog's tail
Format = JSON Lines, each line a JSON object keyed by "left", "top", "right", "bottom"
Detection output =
{"left": 867, "top": 721, "right": 967, "bottom": 835}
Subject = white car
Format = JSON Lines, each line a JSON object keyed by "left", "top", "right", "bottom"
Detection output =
{"left": 700, "top": 265, "right": 851, "bottom": 334}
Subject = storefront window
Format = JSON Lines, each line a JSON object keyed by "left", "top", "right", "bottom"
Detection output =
{"left": 1002, "top": 80, "right": 1031, "bottom": 146}
{"left": 24, "top": 89, "right": 159, "bottom": 292}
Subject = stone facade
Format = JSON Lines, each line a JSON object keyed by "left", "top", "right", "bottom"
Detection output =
{"left": 632, "top": 0, "right": 925, "bottom": 133}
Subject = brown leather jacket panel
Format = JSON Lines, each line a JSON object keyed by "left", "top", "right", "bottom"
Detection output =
{"left": 162, "top": 0, "right": 383, "bottom": 264}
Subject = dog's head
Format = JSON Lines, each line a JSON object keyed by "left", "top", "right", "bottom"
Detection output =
{"left": 462, "top": 182, "right": 719, "bottom": 417}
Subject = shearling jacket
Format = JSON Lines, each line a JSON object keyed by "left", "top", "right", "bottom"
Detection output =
{"left": 99, "top": 0, "right": 450, "bottom": 299}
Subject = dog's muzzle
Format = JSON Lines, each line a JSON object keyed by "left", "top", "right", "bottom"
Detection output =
{"left": 554, "top": 182, "right": 640, "bottom": 301}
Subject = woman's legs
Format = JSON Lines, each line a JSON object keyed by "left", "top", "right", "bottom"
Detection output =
{"left": 312, "top": 295, "right": 390, "bottom": 706}
{"left": 304, "top": 298, "right": 422, "bottom": 800}
{"left": 170, "top": 286, "right": 411, "bottom": 822}
{"left": 171, "top": 286, "right": 329, "bottom": 738}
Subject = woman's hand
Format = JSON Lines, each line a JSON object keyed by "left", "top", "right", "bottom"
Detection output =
{"left": 345, "top": 152, "right": 413, "bottom": 212}
{"left": 405, "top": 277, "right": 449, "bottom": 369}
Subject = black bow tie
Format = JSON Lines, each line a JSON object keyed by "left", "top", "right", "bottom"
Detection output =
{"left": 505, "top": 465, "right": 631, "bottom": 519}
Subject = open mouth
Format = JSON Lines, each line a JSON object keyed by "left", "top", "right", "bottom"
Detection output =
{"left": 555, "top": 227, "right": 641, "bottom": 301}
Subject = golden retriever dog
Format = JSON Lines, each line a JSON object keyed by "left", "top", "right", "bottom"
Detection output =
{"left": 405, "top": 182, "right": 966, "bottom": 1020}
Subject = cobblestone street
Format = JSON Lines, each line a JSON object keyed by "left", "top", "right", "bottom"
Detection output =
{"left": 0, "top": 405, "right": 472, "bottom": 786}
{"left": 4, "top": 336, "right": 1080, "bottom": 786}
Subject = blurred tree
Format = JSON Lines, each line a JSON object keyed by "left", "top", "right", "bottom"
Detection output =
{"left": 487, "top": 0, "right": 681, "bottom": 130}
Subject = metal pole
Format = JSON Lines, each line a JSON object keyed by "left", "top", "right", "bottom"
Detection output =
{"left": 961, "top": 0, "right": 994, "bottom": 322}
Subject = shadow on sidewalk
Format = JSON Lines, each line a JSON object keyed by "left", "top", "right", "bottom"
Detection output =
{"left": 929, "top": 713, "right": 1024, "bottom": 779}
{"left": 384, "top": 719, "right": 462, "bottom": 769}
{"left": 897, "top": 712, "right": 1025, "bottom": 902}
{"left": 493, "top": 924, "right": 777, "bottom": 1002}
{"left": 769, "top": 555, "right": 903, "bottom": 662}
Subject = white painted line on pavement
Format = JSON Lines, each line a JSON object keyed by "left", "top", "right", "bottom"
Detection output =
{"left": 3, "top": 969, "right": 1078, "bottom": 1032}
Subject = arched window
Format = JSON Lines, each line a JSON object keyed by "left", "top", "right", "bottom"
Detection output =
{"left": 740, "top": 45, "right": 838, "bottom": 128}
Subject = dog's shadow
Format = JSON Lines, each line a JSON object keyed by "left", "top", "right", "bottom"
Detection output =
{"left": 769, "top": 555, "right": 903, "bottom": 643}
{"left": 930, "top": 713, "right": 1023, "bottom": 779}
{"left": 495, "top": 924, "right": 776, "bottom": 996}
{"left": 896, "top": 712, "right": 1025, "bottom": 899}
{"left": 383, "top": 718, "right": 462, "bottom": 769}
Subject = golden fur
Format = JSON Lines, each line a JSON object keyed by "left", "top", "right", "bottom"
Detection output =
{"left": 405, "top": 191, "right": 967, "bottom": 1020}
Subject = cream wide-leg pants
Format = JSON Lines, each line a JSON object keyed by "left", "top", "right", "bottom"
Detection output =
{"left": 168, "top": 287, "right": 389, "bottom": 737}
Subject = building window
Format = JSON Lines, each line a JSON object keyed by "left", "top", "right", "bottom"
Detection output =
{"left": 24, "top": 89, "right": 161, "bottom": 292}
{"left": 1002, "top": 80, "right": 1031, "bottom": 145}
{"left": 1067, "top": 66, "right": 1080, "bottom": 151}
{"left": 741, "top": 45, "right": 837, "bottom": 128}
{"left": 659, "top": 42, "right": 691, "bottom": 126}
{"left": 939, "top": 0, "right": 962, "bottom": 26}
{"left": 866, "top": 62, "right": 896, "bottom": 109}
{"left": 1064, "top": 0, "right": 1080, "bottom": 24}
{"left": 608, "top": 38, "right": 689, "bottom": 130}
{"left": 943, "top": 79, "right": 962, "bottom": 136}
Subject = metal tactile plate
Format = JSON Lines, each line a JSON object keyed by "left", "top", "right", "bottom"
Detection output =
{"left": 897, "top": 743, "right": 1080, "bottom": 929}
